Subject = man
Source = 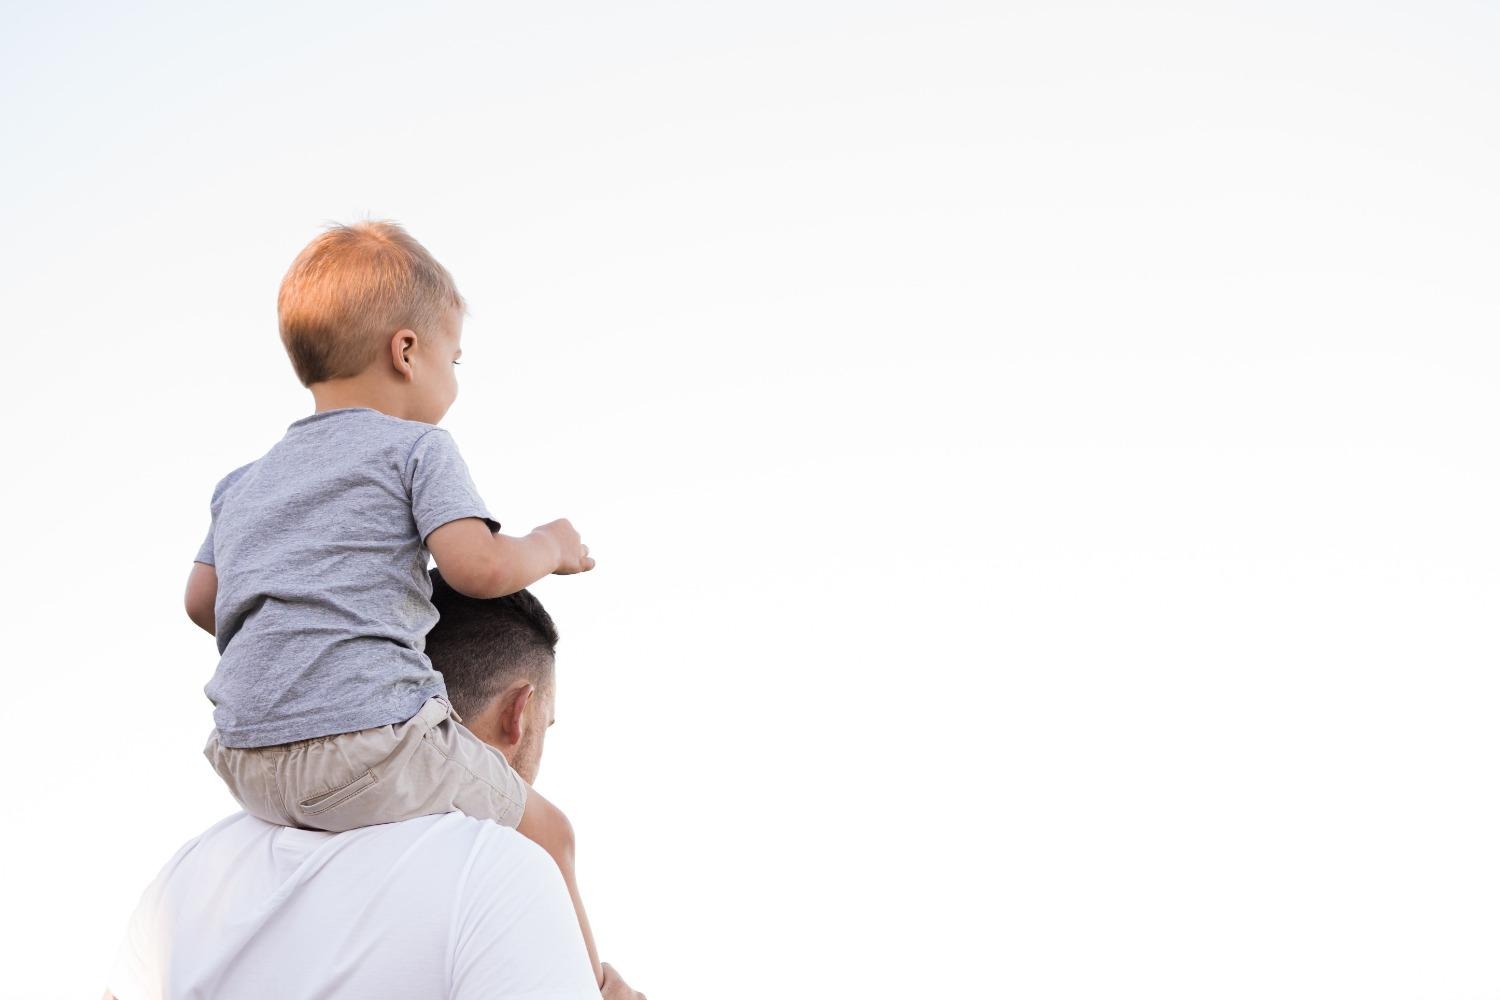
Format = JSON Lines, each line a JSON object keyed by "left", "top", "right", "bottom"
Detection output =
{"left": 106, "top": 574, "right": 645, "bottom": 1000}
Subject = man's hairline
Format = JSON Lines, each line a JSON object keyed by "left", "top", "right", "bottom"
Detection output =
{"left": 450, "top": 650, "right": 557, "bottom": 719}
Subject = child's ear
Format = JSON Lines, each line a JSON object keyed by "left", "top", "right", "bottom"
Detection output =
{"left": 390, "top": 329, "right": 418, "bottom": 380}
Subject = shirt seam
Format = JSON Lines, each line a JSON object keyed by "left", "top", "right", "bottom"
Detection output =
{"left": 403, "top": 427, "right": 449, "bottom": 498}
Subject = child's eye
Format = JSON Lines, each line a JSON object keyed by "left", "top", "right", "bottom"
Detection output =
{"left": 452, "top": 360, "right": 462, "bottom": 366}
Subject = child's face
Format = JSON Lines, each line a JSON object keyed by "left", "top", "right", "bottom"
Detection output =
{"left": 412, "top": 307, "right": 464, "bottom": 424}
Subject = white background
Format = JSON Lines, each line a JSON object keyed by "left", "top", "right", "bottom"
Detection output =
{"left": 2, "top": 2, "right": 1498, "bottom": 997}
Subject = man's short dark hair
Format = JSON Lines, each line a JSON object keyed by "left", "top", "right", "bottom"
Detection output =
{"left": 427, "top": 570, "right": 558, "bottom": 719}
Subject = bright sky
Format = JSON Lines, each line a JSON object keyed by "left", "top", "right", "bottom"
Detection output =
{"left": 2, "top": 2, "right": 1499, "bottom": 997}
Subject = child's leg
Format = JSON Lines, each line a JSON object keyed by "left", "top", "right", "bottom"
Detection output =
{"left": 517, "top": 784, "right": 604, "bottom": 986}
{"left": 270, "top": 698, "right": 507, "bottom": 833}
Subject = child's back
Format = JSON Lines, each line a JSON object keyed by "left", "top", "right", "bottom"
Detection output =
{"left": 201, "top": 408, "right": 492, "bottom": 748}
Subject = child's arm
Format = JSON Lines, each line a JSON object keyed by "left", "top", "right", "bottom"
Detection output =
{"left": 184, "top": 563, "right": 217, "bottom": 635}
{"left": 426, "top": 517, "right": 594, "bottom": 600}
{"left": 518, "top": 784, "right": 604, "bottom": 986}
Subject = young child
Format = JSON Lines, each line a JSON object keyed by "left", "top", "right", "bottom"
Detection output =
{"left": 185, "top": 220, "right": 604, "bottom": 982}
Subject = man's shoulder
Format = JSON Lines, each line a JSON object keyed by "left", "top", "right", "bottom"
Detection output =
{"left": 171, "top": 811, "right": 561, "bottom": 918}
{"left": 160, "top": 811, "right": 264, "bottom": 865}
{"left": 451, "top": 815, "right": 560, "bottom": 879}
{"left": 151, "top": 811, "right": 555, "bottom": 910}
{"left": 344, "top": 815, "right": 565, "bottom": 906}
{"left": 183, "top": 810, "right": 546, "bottom": 864}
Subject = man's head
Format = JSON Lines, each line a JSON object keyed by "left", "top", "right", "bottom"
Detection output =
{"left": 427, "top": 571, "right": 558, "bottom": 784}
{"left": 278, "top": 221, "right": 465, "bottom": 423}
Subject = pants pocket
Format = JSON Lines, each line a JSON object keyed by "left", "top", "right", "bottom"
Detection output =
{"left": 298, "top": 770, "right": 378, "bottom": 816}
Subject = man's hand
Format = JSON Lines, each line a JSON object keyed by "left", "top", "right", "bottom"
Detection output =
{"left": 600, "top": 962, "right": 646, "bottom": 1000}
{"left": 534, "top": 518, "right": 595, "bottom": 575}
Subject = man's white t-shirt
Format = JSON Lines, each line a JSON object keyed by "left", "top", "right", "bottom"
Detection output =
{"left": 109, "top": 812, "right": 598, "bottom": 1000}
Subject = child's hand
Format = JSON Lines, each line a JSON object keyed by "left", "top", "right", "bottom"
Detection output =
{"left": 535, "top": 518, "right": 595, "bottom": 575}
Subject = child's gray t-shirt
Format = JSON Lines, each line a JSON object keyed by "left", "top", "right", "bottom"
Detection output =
{"left": 196, "top": 408, "right": 498, "bottom": 748}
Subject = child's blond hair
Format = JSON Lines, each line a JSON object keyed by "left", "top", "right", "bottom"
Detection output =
{"left": 277, "top": 221, "right": 466, "bottom": 387}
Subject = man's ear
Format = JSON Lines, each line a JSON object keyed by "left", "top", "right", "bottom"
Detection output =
{"left": 389, "top": 329, "right": 418, "bottom": 380}
{"left": 498, "top": 683, "right": 535, "bottom": 744}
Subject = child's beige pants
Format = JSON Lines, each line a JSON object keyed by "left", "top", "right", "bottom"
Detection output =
{"left": 203, "top": 697, "right": 527, "bottom": 832}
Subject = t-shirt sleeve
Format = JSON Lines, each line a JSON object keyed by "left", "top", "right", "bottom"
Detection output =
{"left": 449, "top": 829, "right": 598, "bottom": 1000}
{"left": 193, "top": 523, "right": 216, "bottom": 565}
{"left": 406, "top": 429, "right": 500, "bottom": 542}
{"left": 194, "top": 462, "right": 256, "bottom": 566}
